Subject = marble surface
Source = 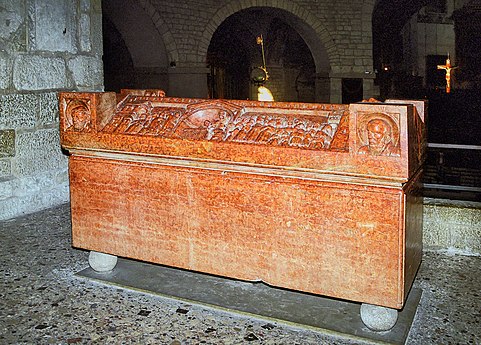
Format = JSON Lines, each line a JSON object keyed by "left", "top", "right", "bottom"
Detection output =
{"left": 1, "top": 204, "right": 480, "bottom": 345}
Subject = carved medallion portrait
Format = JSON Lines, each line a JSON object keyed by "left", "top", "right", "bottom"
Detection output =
{"left": 63, "top": 98, "right": 92, "bottom": 132}
{"left": 357, "top": 112, "right": 400, "bottom": 156}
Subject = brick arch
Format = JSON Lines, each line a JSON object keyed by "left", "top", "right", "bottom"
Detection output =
{"left": 138, "top": 0, "right": 179, "bottom": 63}
{"left": 198, "top": 0, "right": 340, "bottom": 72}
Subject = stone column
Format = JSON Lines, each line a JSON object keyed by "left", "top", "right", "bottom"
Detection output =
{"left": 329, "top": 73, "right": 378, "bottom": 104}
{"left": 315, "top": 73, "right": 331, "bottom": 103}
{"left": 453, "top": 4, "right": 481, "bottom": 87}
{"left": 329, "top": 77, "right": 342, "bottom": 104}
{"left": 363, "top": 77, "right": 379, "bottom": 100}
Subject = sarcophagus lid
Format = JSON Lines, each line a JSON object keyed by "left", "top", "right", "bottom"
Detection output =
{"left": 59, "top": 90, "right": 426, "bottom": 182}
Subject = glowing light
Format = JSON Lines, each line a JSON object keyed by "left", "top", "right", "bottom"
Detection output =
{"left": 257, "top": 86, "right": 274, "bottom": 101}
{"left": 437, "top": 54, "right": 457, "bottom": 93}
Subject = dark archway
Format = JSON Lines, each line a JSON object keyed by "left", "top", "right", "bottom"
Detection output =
{"left": 102, "top": 0, "right": 169, "bottom": 93}
{"left": 102, "top": 14, "right": 135, "bottom": 92}
{"left": 372, "top": 0, "right": 428, "bottom": 100}
{"left": 372, "top": 0, "right": 426, "bottom": 72}
{"left": 207, "top": 7, "right": 316, "bottom": 102}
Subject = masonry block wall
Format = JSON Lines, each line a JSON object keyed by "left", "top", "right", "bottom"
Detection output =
{"left": 423, "top": 199, "right": 481, "bottom": 255}
{"left": 0, "top": 0, "right": 103, "bottom": 220}
{"left": 143, "top": 0, "right": 375, "bottom": 70}
{"left": 112, "top": 0, "right": 378, "bottom": 101}
{"left": 1, "top": 0, "right": 378, "bottom": 220}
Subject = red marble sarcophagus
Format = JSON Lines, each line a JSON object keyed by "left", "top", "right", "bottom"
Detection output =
{"left": 59, "top": 90, "right": 425, "bottom": 330}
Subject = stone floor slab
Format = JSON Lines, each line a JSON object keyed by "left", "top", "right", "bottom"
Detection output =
{"left": 78, "top": 258, "right": 422, "bottom": 345}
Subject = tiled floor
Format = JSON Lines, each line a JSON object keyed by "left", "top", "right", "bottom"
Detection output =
{"left": 1, "top": 204, "right": 480, "bottom": 344}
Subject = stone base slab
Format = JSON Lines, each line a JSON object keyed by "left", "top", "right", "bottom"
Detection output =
{"left": 77, "top": 258, "right": 422, "bottom": 345}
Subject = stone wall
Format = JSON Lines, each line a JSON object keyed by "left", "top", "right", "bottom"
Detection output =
{"left": 0, "top": 0, "right": 103, "bottom": 220}
{"left": 401, "top": 3, "right": 456, "bottom": 86}
{"left": 107, "top": 0, "right": 378, "bottom": 101}
{"left": 424, "top": 199, "right": 481, "bottom": 255}
{"left": 144, "top": 0, "right": 374, "bottom": 71}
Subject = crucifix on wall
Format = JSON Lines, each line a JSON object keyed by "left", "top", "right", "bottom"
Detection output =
{"left": 437, "top": 54, "right": 457, "bottom": 93}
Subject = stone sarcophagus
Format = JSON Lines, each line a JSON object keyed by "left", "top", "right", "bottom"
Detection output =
{"left": 59, "top": 90, "right": 425, "bottom": 331}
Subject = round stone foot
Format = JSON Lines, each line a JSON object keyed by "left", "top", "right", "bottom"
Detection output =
{"left": 360, "top": 303, "right": 398, "bottom": 331}
{"left": 88, "top": 251, "right": 118, "bottom": 272}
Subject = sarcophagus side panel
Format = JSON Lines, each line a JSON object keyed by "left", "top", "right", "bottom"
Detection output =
{"left": 70, "top": 155, "right": 408, "bottom": 308}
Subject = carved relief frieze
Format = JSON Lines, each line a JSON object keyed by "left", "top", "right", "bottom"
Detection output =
{"left": 329, "top": 113, "right": 349, "bottom": 151}
{"left": 357, "top": 112, "right": 400, "bottom": 156}
{"left": 223, "top": 112, "right": 339, "bottom": 149}
{"left": 62, "top": 97, "right": 92, "bottom": 132}
{"left": 102, "top": 99, "right": 345, "bottom": 151}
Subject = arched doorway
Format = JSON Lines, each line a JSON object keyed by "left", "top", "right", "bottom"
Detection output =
{"left": 207, "top": 7, "right": 318, "bottom": 103}
{"left": 102, "top": 13, "right": 135, "bottom": 92}
{"left": 102, "top": 0, "right": 169, "bottom": 93}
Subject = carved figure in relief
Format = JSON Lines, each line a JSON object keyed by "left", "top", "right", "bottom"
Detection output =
{"left": 101, "top": 98, "right": 346, "bottom": 151}
{"left": 358, "top": 114, "right": 400, "bottom": 156}
{"left": 64, "top": 98, "right": 92, "bottom": 132}
{"left": 232, "top": 117, "right": 256, "bottom": 141}
{"left": 311, "top": 125, "right": 332, "bottom": 149}
{"left": 142, "top": 90, "right": 165, "bottom": 97}
{"left": 168, "top": 100, "right": 241, "bottom": 140}
{"left": 124, "top": 103, "right": 153, "bottom": 134}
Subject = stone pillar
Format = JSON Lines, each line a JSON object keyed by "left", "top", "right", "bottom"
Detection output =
{"left": 328, "top": 73, "right": 378, "bottom": 103}
{"left": 134, "top": 67, "right": 169, "bottom": 90}
{"left": 168, "top": 66, "right": 210, "bottom": 98}
{"left": 329, "top": 77, "right": 342, "bottom": 104}
{"left": 315, "top": 73, "right": 331, "bottom": 103}
{"left": 363, "top": 77, "right": 379, "bottom": 100}
{"left": 0, "top": 0, "right": 104, "bottom": 220}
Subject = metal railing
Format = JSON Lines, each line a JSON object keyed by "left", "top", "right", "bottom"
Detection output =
{"left": 424, "top": 143, "right": 481, "bottom": 197}
{"left": 427, "top": 143, "right": 481, "bottom": 151}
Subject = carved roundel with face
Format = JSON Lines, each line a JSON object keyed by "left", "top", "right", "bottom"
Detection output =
{"left": 63, "top": 98, "right": 92, "bottom": 132}
{"left": 357, "top": 112, "right": 400, "bottom": 156}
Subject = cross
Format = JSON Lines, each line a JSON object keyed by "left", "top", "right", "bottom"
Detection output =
{"left": 437, "top": 55, "right": 457, "bottom": 93}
